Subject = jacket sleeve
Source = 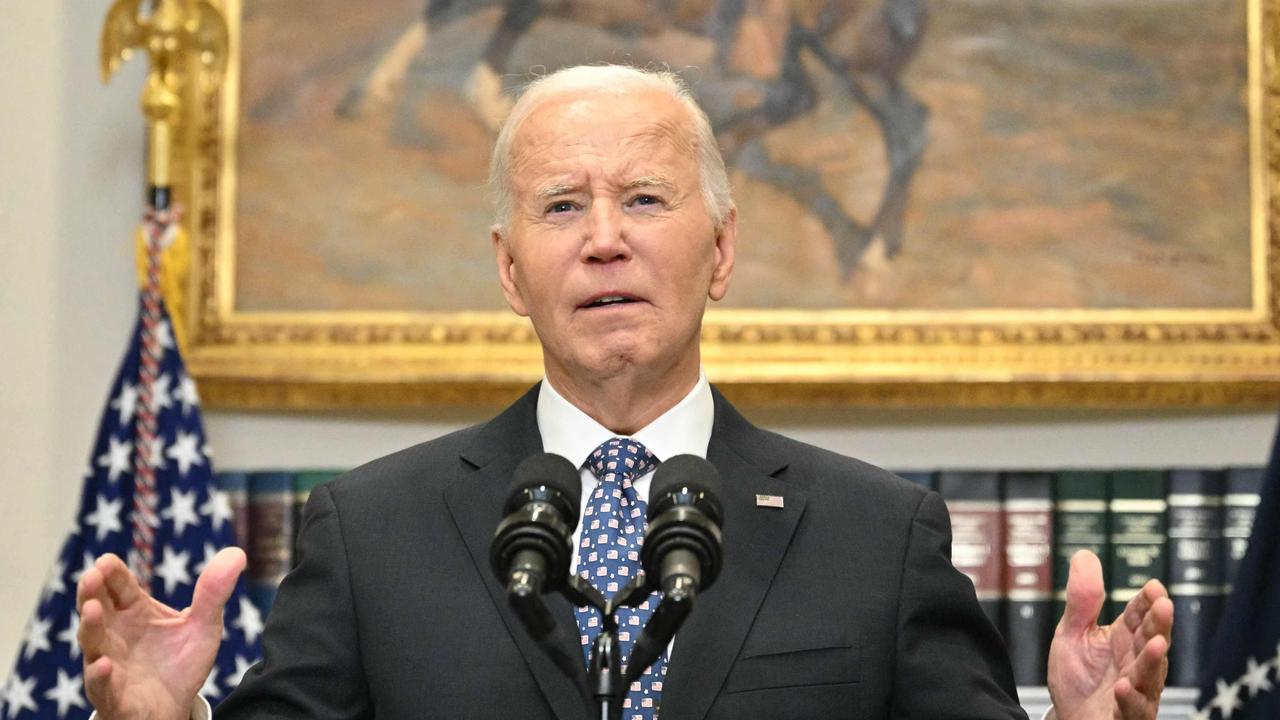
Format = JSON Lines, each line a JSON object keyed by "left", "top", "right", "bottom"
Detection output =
{"left": 214, "top": 483, "right": 372, "bottom": 719}
{"left": 892, "top": 491, "right": 1028, "bottom": 719}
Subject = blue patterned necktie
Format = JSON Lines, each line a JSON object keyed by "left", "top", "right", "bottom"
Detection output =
{"left": 575, "top": 437, "right": 668, "bottom": 719}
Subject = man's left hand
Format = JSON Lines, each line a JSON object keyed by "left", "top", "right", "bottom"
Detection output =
{"left": 1047, "top": 550, "right": 1173, "bottom": 720}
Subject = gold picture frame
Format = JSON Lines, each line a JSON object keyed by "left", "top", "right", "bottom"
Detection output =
{"left": 175, "top": 0, "right": 1280, "bottom": 409}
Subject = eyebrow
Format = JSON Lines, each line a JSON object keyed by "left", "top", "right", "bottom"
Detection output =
{"left": 532, "top": 175, "right": 678, "bottom": 201}
{"left": 621, "top": 175, "right": 676, "bottom": 192}
{"left": 534, "top": 183, "right": 578, "bottom": 200}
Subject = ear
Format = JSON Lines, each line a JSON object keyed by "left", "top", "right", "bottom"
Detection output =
{"left": 708, "top": 207, "right": 737, "bottom": 302}
{"left": 493, "top": 226, "right": 529, "bottom": 317}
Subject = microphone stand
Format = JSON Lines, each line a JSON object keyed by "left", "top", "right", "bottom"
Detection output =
{"left": 545, "top": 572, "right": 698, "bottom": 720}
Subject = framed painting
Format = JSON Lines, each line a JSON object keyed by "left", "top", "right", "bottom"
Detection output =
{"left": 173, "top": 0, "right": 1280, "bottom": 408}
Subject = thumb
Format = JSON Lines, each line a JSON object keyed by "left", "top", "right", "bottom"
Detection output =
{"left": 1059, "top": 549, "right": 1106, "bottom": 637}
{"left": 190, "top": 546, "right": 246, "bottom": 627}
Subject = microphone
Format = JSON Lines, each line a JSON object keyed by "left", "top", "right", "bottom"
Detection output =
{"left": 490, "top": 453, "right": 581, "bottom": 596}
{"left": 625, "top": 455, "right": 723, "bottom": 682}
{"left": 490, "top": 453, "right": 582, "bottom": 641}
{"left": 641, "top": 454, "right": 724, "bottom": 596}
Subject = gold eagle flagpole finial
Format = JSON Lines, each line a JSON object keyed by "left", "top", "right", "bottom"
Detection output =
{"left": 99, "top": 0, "right": 228, "bottom": 353}
{"left": 100, "top": 0, "right": 228, "bottom": 189}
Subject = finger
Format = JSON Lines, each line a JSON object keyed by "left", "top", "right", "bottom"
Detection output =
{"left": 190, "top": 546, "right": 247, "bottom": 627}
{"left": 78, "top": 599, "right": 108, "bottom": 665}
{"left": 1114, "top": 676, "right": 1155, "bottom": 720}
{"left": 1058, "top": 549, "right": 1106, "bottom": 637}
{"left": 83, "top": 655, "right": 116, "bottom": 712}
{"left": 76, "top": 565, "right": 107, "bottom": 615}
{"left": 1132, "top": 595, "right": 1174, "bottom": 657}
{"left": 97, "top": 553, "right": 146, "bottom": 610}
{"left": 1130, "top": 633, "right": 1170, "bottom": 700}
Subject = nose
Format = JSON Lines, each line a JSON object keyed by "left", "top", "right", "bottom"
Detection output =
{"left": 580, "top": 200, "right": 630, "bottom": 264}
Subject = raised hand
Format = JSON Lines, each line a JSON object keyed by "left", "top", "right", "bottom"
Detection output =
{"left": 76, "top": 549, "right": 245, "bottom": 720}
{"left": 1047, "top": 550, "right": 1173, "bottom": 720}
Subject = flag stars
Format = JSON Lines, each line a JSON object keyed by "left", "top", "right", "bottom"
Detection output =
{"left": 97, "top": 435, "right": 133, "bottom": 483}
{"left": 200, "top": 491, "right": 234, "bottom": 532}
{"left": 195, "top": 543, "right": 219, "bottom": 575}
{"left": 1212, "top": 678, "right": 1243, "bottom": 719}
{"left": 146, "top": 436, "right": 167, "bottom": 471}
{"left": 166, "top": 431, "right": 204, "bottom": 477}
{"left": 162, "top": 488, "right": 201, "bottom": 537}
{"left": 110, "top": 381, "right": 139, "bottom": 425}
{"left": 41, "top": 560, "right": 66, "bottom": 602}
{"left": 200, "top": 666, "right": 222, "bottom": 700}
{"left": 71, "top": 552, "right": 96, "bottom": 584}
{"left": 1241, "top": 656, "right": 1274, "bottom": 697}
{"left": 56, "top": 611, "right": 81, "bottom": 659}
{"left": 154, "top": 546, "right": 192, "bottom": 595}
{"left": 85, "top": 494, "right": 124, "bottom": 542}
{"left": 228, "top": 655, "right": 255, "bottom": 687}
{"left": 175, "top": 372, "right": 200, "bottom": 415}
{"left": 43, "top": 669, "right": 87, "bottom": 719}
{"left": 155, "top": 319, "right": 176, "bottom": 350}
{"left": 2, "top": 675, "right": 37, "bottom": 718}
{"left": 152, "top": 373, "right": 175, "bottom": 413}
{"left": 234, "top": 596, "right": 265, "bottom": 645}
{"left": 22, "top": 617, "right": 52, "bottom": 660}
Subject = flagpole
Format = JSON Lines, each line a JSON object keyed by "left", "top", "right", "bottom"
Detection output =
{"left": 99, "top": 0, "right": 227, "bottom": 586}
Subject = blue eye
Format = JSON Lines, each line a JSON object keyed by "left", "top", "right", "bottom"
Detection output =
{"left": 630, "top": 194, "right": 660, "bottom": 207}
{"left": 547, "top": 201, "right": 575, "bottom": 214}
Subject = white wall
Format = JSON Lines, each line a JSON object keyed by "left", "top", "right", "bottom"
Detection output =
{"left": 1, "top": 0, "right": 1276, "bottom": 672}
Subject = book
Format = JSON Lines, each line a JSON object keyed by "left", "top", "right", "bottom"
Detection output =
{"left": 1166, "top": 468, "right": 1225, "bottom": 687}
{"left": 896, "top": 471, "right": 937, "bottom": 492}
{"left": 938, "top": 471, "right": 1005, "bottom": 634}
{"left": 1108, "top": 471, "right": 1168, "bottom": 621}
{"left": 1223, "top": 467, "right": 1264, "bottom": 591}
{"left": 1053, "top": 471, "right": 1109, "bottom": 624}
{"left": 247, "top": 471, "right": 295, "bottom": 619}
{"left": 1003, "top": 471, "right": 1054, "bottom": 686}
{"left": 291, "top": 470, "right": 341, "bottom": 564}
{"left": 216, "top": 470, "right": 251, "bottom": 549}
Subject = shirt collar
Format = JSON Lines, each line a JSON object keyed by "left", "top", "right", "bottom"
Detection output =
{"left": 536, "top": 372, "right": 714, "bottom": 468}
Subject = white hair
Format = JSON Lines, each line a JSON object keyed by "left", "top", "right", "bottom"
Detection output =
{"left": 487, "top": 64, "right": 733, "bottom": 231}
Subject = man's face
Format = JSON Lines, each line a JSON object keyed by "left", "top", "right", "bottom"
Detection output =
{"left": 493, "top": 88, "right": 736, "bottom": 385}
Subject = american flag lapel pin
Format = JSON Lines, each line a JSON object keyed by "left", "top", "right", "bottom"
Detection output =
{"left": 755, "top": 494, "right": 784, "bottom": 509}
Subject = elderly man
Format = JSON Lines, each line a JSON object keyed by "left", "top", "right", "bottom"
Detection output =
{"left": 77, "top": 65, "right": 1172, "bottom": 720}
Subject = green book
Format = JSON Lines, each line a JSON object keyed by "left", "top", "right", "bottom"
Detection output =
{"left": 1053, "top": 471, "right": 1109, "bottom": 624}
{"left": 292, "top": 470, "right": 342, "bottom": 564}
{"left": 1108, "top": 471, "right": 1168, "bottom": 620}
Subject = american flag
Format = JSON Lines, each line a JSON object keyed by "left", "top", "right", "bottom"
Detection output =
{"left": 1194, "top": 420, "right": 1280, "bottom": 719}
{"left": 1, "top": 208, "right": 262, "bottom": 719}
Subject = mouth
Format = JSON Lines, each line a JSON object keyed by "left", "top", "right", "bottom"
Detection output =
{"left": 579, "top": 292, "right": 644, "bottom": 310}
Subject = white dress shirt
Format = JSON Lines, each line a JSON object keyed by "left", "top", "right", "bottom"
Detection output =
{"left": 535, "top": 372, "right": 715, "bottom": 576}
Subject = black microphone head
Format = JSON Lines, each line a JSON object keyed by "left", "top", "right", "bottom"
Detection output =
{"left": 649, "top": 455, "right": 723, "bottom": 524}
{"left": 505, "top": 453, "right": 582, "bottom": 529}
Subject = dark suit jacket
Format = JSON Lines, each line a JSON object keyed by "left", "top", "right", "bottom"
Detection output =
{"left": 216, "top": 386, "right": 1026, "bottom": 719}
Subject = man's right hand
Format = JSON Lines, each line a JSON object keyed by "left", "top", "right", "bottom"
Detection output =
{"left": 76, "top": 549, "right": 246, "bottom": 720}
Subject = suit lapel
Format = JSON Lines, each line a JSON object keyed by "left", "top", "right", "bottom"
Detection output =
{"left": 660, "top": 391, "right": 807, "bottom": 720}
{"left": 443, "top": 385, "right": 590, "bottom": 720}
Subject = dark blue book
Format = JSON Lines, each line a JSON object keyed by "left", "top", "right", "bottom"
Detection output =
{"left": 1166, "top": 468, "right": 1225, "bottom": 688}
{"left": 1003, "top": 471, "right": 1054, "bottom": 686}
{"left": 895, "top": 471, "right": 937, "bottom": 492}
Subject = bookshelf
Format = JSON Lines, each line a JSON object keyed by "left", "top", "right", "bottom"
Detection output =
{"left": 1019, "top": 687, "right": 1200, "bottom": 718}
